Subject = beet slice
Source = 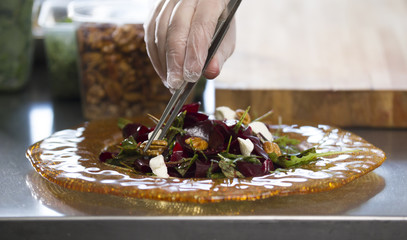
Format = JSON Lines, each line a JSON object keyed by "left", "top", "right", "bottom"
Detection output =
{"left": 122, "top": 123, "right": 141, "bottom": 138}
{"left": 195, "top": 159, "right": 220, "bottom": 178}
{"left": 183, "top": 112, "right": 209, "bottom": 128}
{"left": 262, "top": 158, "right": 274, "bottom": 173}
{"left": 99, "top": 151, "right": 115, "bottom": 162}
{"left": 246, "top": 135, "right": 270, "bottom": 162}
{"left": 133, "top": 157, "right": 152, "bottom": 173}
{"left": 122, "top": 123, "right": 151, "bottom": 143}
{"left": 180, "top": 102, "right": 200, "bottom": 113}
{"left": 237, "top": 161, "right": 264, "bottom": 177}
{"left": 170, "top": 150, "right": 185, "bottom": 162}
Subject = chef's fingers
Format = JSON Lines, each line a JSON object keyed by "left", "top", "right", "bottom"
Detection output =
{"left": 182, "top": 0, "right": 229, "bottom": 83}
{"left": 203, "top": 17, "right": 236, "bottom": 79}
{"left": 165, "top": 0, "right": 198, "bottom": 89}
{"left": 144, "top": 0, "right": 167, "bottom": 84}
{"left": 154, "top": 0, "right": 180, "bottom": 86}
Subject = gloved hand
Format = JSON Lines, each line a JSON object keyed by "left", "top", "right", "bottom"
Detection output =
{"left": 144, "top": 0, "right": 236, "bottom": 91}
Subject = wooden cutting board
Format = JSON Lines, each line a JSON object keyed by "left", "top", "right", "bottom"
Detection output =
{"left": 215, "top": 0, "right": 407, "bottom": 127}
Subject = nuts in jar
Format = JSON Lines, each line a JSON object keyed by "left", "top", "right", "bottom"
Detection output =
{"left": 76, "top": 23, "right": 172, "bottom": 119}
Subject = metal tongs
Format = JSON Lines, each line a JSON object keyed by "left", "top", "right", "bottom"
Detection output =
{"left": 144, "top": 0, "right": 242, "bottom": 151}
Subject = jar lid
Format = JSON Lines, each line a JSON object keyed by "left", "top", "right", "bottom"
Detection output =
{"left": 68, "top": 0, "right": 151, "bottom": 24}
{"left": 38, "top": 0, "right": 74, "bottom": 30}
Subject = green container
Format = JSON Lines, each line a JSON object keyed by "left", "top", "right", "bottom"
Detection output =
{"left": 0, "top": 0, "right": 34, "bottom": 91}
{"left": 39, "top": 0, "right": 80, "bottom": 99}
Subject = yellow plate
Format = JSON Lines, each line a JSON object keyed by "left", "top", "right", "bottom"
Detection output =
{"left": 26, "top": 118, "right": 386, "bottom": 203}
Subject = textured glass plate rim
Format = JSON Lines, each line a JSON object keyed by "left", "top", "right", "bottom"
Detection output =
{"left": 26, "top": 118, "right": 386, "bottom": 203}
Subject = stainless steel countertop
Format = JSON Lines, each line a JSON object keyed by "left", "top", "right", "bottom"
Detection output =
{"left": 1, "top": 65, "right": 406, "bottom": 239}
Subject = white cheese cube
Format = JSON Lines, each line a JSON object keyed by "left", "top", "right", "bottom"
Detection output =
{"left": 238, "top": 137, "right": 254, "bottom": 156}
{"left": 248, "top": 121, "right": 274, "bottom": 142}
{"left": 149, "top": 155, "right": 169, "bottom": 178}
{"left": 148, "top": 129, "right": 162, "bottom": 141}
{"left": 215, "top": 106, "right": 236, "bottom": 121}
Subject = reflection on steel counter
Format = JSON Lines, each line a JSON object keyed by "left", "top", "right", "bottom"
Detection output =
{"left": 25, "top": 170, "right": 385, "bottom": 216}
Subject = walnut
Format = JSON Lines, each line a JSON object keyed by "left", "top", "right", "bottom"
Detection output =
{"left": 104, "top": 81, "right": 122, "bottom": 103}
{"left": 185, "top": 137, "right": 209, "bottom": 151}
{"left": 86, "top": 84, "right": 105, "bottom": 104}
{"left": 140, "top": 140, "right": 168, "bottom": 156}
{"left": 263, "top": 142, "right": 282, "bottom": 156}
{"left": 123, "top": 92, "right": 143, "bottom": 102}
{"left": 235, "top": 109, "right": 251, "bottom": 125}
{"left": 112, "top": 24, "right": 138, "bottom": 46}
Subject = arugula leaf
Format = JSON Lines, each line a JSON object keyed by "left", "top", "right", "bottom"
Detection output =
{"left": 206, "top": 160, "right": 215, "bottom": 178}
{"left": 175, "top": 154, "right": 198, "bottom": 177}
{"left": 269, "top": 148, "right": 358, "bottom": 168}
{"left": 118, "top": 136, "right": 140, "bottom": 154}
{"left": 273, "top": 135, "right": 301, "bottom": 155}
{"left": 105, "top": 154, "right": 140, "bottom": 169}
{"left": 233, "top": 106, "right": 250, "bottom": 133}
{"left": 165, "top": 111, "right": 186, "bottom": 147}
{"left": 218, "top": 154, "right": 245, "bottom": 178}
{"left": 225, "top": 136, "right": 233, "bottom": 153}
{"left": 274, "top": 135, "right": 301, "bottom": 147}
{"left": 208, "top": 172, "right": 226, "bottom": 179}
{"left": 253, "top": 109, "right": 274, "bottom": 122}
{"left": 219, "top": 152, "right": 261, "bottom": 165}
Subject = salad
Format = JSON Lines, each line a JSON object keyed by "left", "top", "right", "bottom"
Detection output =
{"left": 100, "top": 103, "right": 350, "bottom": 178}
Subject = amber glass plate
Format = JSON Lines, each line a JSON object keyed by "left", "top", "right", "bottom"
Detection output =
{"left": 26, "top": 118, "right": 386, "bottom": 203}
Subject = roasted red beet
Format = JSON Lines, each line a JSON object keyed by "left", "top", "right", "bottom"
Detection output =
{"left": 207, "top": 125, "right": 226, "bottom": 155}
{"left": 167, "top": 167, "right": 182, "bottom": 178}
{"left": 262, "top": 159, "right": 274, "bottom": 173}
{"left": 195, "top": 159, "right": 220, "bottom": 178}
{"left": 246, "top": 135, "right": 270, "bottom": 162}
{"left": 122, "top": 123, "right": 150, "bottom": 142}
{"left": 180, "top": 102, "right": 200, "bottom": 113}
{"left": 184, "top": 120, "right": 213, "bottom": 141}
{"left": 227, "top": 139, "right": 241, "bottom": 155}
{"left": 99, "top": 151, "right": 115, "bottom": 162}
{"left": 183, "top": 112, "right": 209, "bottom": 128}
{"left": 170, "top": 150, "right": 185, "bottom": 162}
{"left": 133, "top": 158, "right": 152, "bottom": 173}
{"left": 181, "top": 120, "right": 228, "bottom": 156}
{"left": 122, "top": 123, "right": 141, "bottom": 138}
{"left": 172, "top": 142, "right": 183, "bottom": 152}
{"left": 237, "top": 161, "right": 264, "bottom": 177}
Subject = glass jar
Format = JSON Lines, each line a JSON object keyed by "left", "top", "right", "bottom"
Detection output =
{"left": 69, "top": 0, "right": 174, "bottom": 120}
{"left": 0, "top": 0, "right": 34, "bottom": 91}
{"left": 39, "top": 0, "right": 80, "bottom": 99}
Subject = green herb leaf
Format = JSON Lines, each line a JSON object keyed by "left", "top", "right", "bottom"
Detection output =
{"left": 273, "top": 135, "right": 301, "bottom": 155}
{"left": 206, "top": 160, "right": 215, "bottom": 178}
{"left": 175, "top": 154, "right": 198, "bottom": 177}
{"left": 270, "top": 148, "right": 358, "bottom": 168}
{"left": 220, "top": 152, "right": 261, "bottom": 165}
{"left": 165, "top": 111, "right": 186, "bottom": 148}
{"left": 233, "top": 106, "right": 251, "bottom": 134}
{"left": 225, "top": 136, "right": 233, "bottom": 153}
{"left": 218, "top": 154, "right": 245, "bottom": 178}
{"left": 118, "top": 136, "right": 141, "bottom": 155}
{"left": 274, "top": 135, "right": 301, "bottom": 147}
{"left": 209, "top": 172, "right": 226, "bottom": 179}
{"left": 253, "top": 109, "right": 273, "bottom": 122}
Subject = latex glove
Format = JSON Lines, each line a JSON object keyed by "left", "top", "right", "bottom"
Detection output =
{"left": 144, "top": 0, "right": 236, "bottom": 91}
